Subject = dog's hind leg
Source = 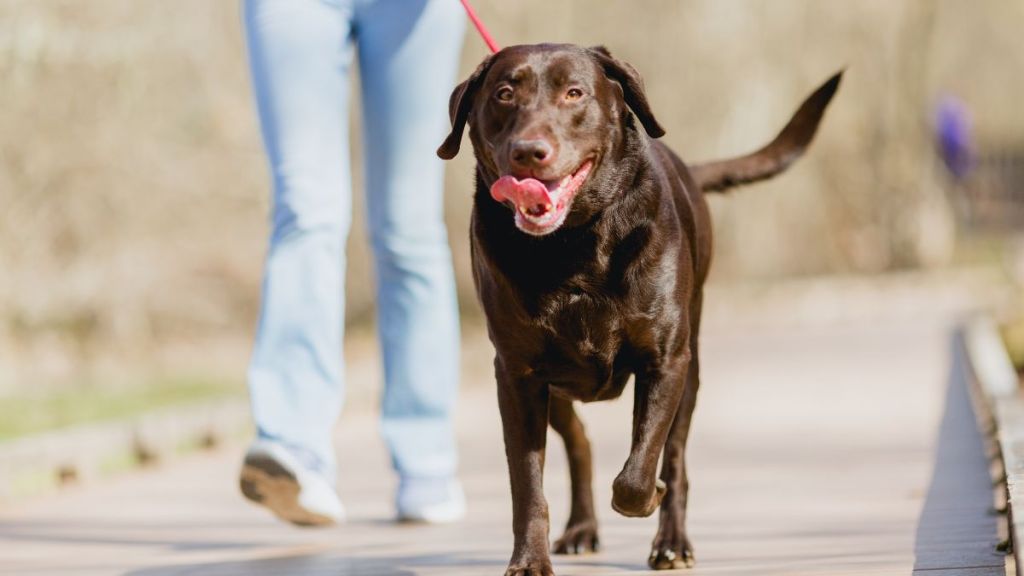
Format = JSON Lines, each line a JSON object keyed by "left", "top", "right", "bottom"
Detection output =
{"left": 549, "top": 396, "right": 599, "bottom": 555}
{"left": 649, "top": 296, "right": 703, "bottom": 570}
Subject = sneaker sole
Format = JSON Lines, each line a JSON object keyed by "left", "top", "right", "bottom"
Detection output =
{"left": 397, "top": 506, "right": 466, "bottom": 524}
{"left": 397, "top": 490, "right": 466, "bottom": 524}
{"left": 240, "top": 454, "right": 336, "bottom": 527}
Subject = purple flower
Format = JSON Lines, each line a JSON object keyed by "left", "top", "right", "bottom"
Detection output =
{"left": 936, "top": 96, "right": 974, "bottom": 180}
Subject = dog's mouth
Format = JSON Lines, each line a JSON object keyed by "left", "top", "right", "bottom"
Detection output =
{"left": 489, "top": 160, "right": 594, "bottom": 236}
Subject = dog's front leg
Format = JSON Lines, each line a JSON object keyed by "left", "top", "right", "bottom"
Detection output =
{"left": 612, "top": 356, "right": 688, "bottom": 518}
{"left": 497, "top": 371, "right": 554, "bottom": 576}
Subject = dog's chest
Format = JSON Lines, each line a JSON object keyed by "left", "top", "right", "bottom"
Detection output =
{"left": 534, "top": 290, "right": 639, "bottom": 401}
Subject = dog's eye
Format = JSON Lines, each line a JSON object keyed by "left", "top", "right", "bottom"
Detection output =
{"left": 495, "top": 86, "right": 514, "bottom": 103}
{"left": 565, "top": 88, "right": 584, "bottom": 101}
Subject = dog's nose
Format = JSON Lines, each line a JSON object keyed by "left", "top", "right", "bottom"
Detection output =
{"left": 510, "top": 139, "right": 554, "bottom": 170}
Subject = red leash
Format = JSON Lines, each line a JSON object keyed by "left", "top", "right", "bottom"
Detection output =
{"left": 459, "top": 0, "right": 500, "bottom": 53}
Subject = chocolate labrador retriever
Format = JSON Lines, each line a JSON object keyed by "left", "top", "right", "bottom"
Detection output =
{"left": 438, "top": 43, "right": 840, "bottom": 575}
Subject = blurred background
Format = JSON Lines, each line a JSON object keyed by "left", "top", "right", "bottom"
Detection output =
{"left": 2, "top": 0, "right": 1023, "bottom": 437}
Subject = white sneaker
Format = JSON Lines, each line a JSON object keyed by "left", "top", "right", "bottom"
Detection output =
{"left": 239, "top": 440, "right": 345, "bottom": 527}
{"left": 396, "top": 477, "right": 466, "bottom": 524}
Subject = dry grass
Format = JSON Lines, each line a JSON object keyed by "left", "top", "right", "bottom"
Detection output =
{"left": 1, "top": 0, "right": 1022, "bottom": 393}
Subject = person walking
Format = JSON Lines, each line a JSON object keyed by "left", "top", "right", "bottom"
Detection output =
{"left": 238, "top": 0, "right": 466, "bottom": 526}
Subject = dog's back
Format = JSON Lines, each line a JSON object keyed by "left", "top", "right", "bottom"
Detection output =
{"left": 652, "top": 141, "right": 714, "bottom": 291}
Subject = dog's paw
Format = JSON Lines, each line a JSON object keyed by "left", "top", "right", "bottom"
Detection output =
{"left": 654, "top": 478, "right": 667, "bottom": 503}
{"left": 504, "top": 561, "right": 555, "bottom": 576}
{"left": 611, "top": 477, "right": 666, "bottom": 518}
{"left": 648, "top": 545, "right": 695, "bottom": 570}
{"left": 552, "top": 519, "right": 600, "bottom": 555}
{"left": 648, "top": 519, "right": 695, "bottom": 570}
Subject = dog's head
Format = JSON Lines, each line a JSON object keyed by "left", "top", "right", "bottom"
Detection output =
{"left": 438, "top": 44, "right": 664, "bottom": 236}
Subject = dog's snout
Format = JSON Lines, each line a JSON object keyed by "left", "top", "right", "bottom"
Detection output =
{"left": 510, "top": 139, "right": 554, "bottom": 170}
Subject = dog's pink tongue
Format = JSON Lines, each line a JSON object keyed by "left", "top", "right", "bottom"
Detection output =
{"left": 490, "top": 176, "right": 552, "bottom": 211}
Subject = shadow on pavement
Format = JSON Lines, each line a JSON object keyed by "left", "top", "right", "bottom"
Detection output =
{"left": 0, "top": 519, "right": 262, "bottom": 552}
{"left": 123, "top": 551, "right": 501, "bottom": 576}
{"left": 912, "top": 335, "right": 1005, "bottom": 574}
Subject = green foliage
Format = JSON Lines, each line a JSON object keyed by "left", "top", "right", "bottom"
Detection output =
{"left": 1002, "top": 319, "right": 1024, "bottom": 374}
{"left": 0, "top": 379, "right": 242, "bottom": 441}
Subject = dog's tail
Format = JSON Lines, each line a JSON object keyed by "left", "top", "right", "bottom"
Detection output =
{"left": 690, "top": 71, "right": 843, "bottom": 194}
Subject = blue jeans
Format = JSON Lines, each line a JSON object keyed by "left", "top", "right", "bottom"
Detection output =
{"left": 244, "top": 0, "right": 465, "bottom": 481}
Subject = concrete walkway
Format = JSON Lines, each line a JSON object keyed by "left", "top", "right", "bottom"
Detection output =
{"left": 0, "top": 285, "right": 1008, "bottom": 575}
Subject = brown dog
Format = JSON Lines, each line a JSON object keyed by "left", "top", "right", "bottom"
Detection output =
{"left": 438, "top": 43, "right": 840, "bottom": 575}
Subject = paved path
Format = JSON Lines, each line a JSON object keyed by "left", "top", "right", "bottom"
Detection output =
{"left": 0, "top": 290, "right": 1009, "bottom": 575}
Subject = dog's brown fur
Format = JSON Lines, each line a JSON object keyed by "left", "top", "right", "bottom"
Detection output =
{"left": 439, "top": 43, "right": 841, "bottom": 575}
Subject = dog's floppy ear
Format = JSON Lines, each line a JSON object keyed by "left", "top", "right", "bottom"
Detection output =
{"left": 437, "top": 55, "right": 496, "bottom": 160}
{"left": 588, "top": 46, "right": 666, "bottom": 138}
